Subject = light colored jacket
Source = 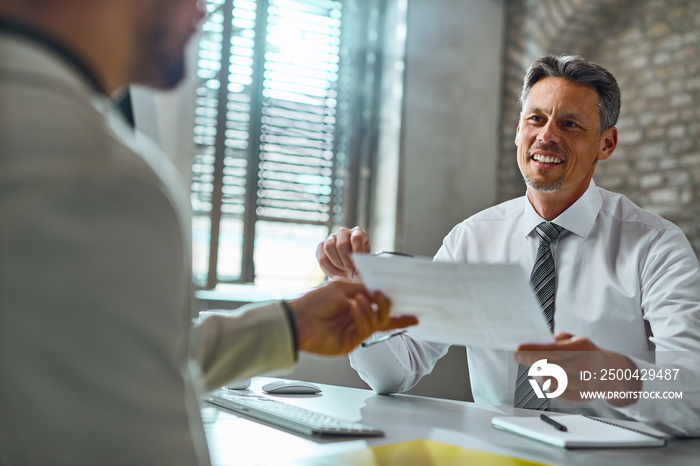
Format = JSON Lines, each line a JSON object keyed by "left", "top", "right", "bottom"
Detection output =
{"left": 0, "top": 33, "right": 295, "bottom": 465}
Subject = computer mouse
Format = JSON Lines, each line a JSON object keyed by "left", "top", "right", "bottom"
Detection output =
{"left": 261, "top": 380, "right": 322, "bottom": 395}
{"left": 224, "top": 379, "right": 251, "bottom": 390}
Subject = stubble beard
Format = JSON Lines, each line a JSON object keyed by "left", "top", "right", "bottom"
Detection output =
{"left": 522, "top": 143, "right": 566, "bottom": 193}
{"left": 135, "top": 49, "right": 186, "bottom": 90}
{"left": 132, "top": 23, "right": 188, "bottom": 90}
{"left": 154, "top": 58, "right": 186, "bottom": 90}
{"left": 522, "top": 169, "right": 565, "bottom": 193}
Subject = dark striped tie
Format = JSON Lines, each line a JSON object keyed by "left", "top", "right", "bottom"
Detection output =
{"left": 514, "top": 222, "right": 564, "bottom": 410}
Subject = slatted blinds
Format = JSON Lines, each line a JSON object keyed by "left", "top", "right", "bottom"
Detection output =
{"left": 192, "top": 0, "right": 382, "bottom": 288}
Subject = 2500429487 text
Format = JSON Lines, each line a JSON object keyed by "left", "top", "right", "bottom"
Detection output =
{"left": 580, "top": 368, "right": 680, "bottom": 382}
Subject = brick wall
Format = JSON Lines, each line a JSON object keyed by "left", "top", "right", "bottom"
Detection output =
{"left": 499, "top": 0, "right": 700, "bottom": 253}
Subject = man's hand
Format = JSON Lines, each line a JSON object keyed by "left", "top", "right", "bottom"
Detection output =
{"left": 515, "top": 333, "right": 641, "bottom": 407}
{"left": 316, "top": 226, "right": 370, "bottom": 279}
{"left": 287, "top": 280, "right": 418, "bottom": 356}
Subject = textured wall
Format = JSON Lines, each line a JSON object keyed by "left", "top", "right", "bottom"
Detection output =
{"left": 499, "top": 0, "right": 700, "bottom": 253}
{"left": 397, "top": 0, "right": 504, "bottom": 257}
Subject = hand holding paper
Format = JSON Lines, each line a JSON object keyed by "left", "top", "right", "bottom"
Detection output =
{"left": 353, "top": 254, "right": 553, "bottom": 350}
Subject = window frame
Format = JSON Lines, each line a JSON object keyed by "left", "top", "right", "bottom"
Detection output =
{"left": 195, "top": 0, "right": 386, "bottom": 289}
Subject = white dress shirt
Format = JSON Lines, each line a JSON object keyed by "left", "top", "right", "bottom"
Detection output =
{"left": 1, "top": 31, "right": 296, "bottom": 465}
{"left": 350, "top": 181, "right": 700, "bottom": 435}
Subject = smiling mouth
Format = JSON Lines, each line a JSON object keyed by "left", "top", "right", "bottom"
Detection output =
{"left": 531, "top": 153, "right": 564, "bottom": 165}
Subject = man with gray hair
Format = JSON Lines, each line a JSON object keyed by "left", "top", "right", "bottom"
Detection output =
{"left": 317, "top": 54, "right": 700, "bottom": 435}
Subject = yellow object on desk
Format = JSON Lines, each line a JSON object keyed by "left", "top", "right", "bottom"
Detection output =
{"left": 286, "top": 439, "right": 558, "bottom": 465}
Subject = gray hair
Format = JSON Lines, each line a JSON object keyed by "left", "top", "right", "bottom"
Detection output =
{"left": 519, "top": 55, "right": 621, "bottom": 136}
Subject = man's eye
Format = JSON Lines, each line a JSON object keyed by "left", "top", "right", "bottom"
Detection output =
{"left": 564, "top": 121, "right": 579, "bottom": 128}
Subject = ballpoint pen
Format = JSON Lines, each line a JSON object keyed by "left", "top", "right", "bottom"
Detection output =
{"left": 540, "top": 414, "right": 568, "bottom": 432}
{"left": 361, "top": 330, "right": 407, "bottom": 348}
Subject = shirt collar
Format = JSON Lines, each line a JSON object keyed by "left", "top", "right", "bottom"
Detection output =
{"left": 0, "top": 18, "right": 106, "bottom": 95}
{"left": 522, "top": 180, "right": 603, "bottom": 239}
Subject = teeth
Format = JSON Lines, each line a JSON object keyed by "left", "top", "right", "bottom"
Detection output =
{"left": 532, "top": 154, "right": 563, "bottom": 164}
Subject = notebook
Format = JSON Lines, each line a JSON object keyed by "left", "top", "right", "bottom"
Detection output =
{"left": 492, "top": 414, "right": 667, "bottom": 449}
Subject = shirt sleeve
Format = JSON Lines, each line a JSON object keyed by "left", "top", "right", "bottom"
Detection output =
{"left": 191, "top": 302, "right": 297, "bottom": 392}
{"left": 347, "top": 234, "right": 457, "bottom": 395}
{"left": 349, "top": 333, "right": 450, "bottom": 394}
{"left": 608, "top": 225, "right": 700, "bottom": 436}
{"left": 611, "top": 355, "right": 700, "bottom": 436}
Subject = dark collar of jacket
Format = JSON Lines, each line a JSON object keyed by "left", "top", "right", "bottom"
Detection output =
{"left": 0, "top": 18, "right": 106, "bottom": 95}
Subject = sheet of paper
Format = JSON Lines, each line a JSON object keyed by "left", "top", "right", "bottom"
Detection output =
{"left": 353, "top": 255, "right": 553, "bottom": 350}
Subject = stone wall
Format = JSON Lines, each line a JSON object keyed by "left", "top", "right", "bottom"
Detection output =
{"left": 499, "top": 0, "right": 700, "bottom": 253}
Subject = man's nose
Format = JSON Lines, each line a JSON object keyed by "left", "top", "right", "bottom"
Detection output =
{"left": 537, "top": 120, "right": 561, "bottom": 145}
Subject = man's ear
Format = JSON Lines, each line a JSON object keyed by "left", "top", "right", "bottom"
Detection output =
{"left": 514, "top": 124, "right": 521, "bottom": 146}
{"left": 597, "top": 126, "right": 617, "bottom": 161}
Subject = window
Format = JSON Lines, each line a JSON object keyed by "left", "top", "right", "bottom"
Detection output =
{"left": 192, "top": 0, "right": 385, "bottom": 289}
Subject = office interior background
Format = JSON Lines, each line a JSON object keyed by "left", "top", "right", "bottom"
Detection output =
{"left": 131, "top": 0, "right": 700, "bottom": 402}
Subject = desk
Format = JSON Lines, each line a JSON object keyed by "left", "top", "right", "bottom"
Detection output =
{"left": 202, "top": 377, "right": 700, "bottom": 465}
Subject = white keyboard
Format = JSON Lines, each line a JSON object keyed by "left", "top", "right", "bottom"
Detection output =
{"left": 205, "top": 388, "right": 384, "bottom": 437}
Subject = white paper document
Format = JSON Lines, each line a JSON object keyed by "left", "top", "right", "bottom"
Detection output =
{"left": 353, "top": 255, "right": 553, "bottom": 350}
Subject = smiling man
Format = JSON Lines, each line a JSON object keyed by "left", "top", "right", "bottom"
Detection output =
{"left": 516, "top": 75, "right": 617, "bottom": 217}
{"left": 316, "top": 55, "right": 700, "bottom": 435}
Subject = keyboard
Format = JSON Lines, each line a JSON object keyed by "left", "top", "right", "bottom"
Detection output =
{"left": 205, "top": 388, "right": 384, "bottom": 437}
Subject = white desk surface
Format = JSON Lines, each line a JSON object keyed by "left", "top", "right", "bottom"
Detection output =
{"left": 202, "top": 377, "right": 700, "bottom": 466}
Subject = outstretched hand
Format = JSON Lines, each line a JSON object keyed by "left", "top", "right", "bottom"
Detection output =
{"left": 515, "top": 333, "right": 641, "bottom": 406}
{"left": 287, "top": 280, "right": 418, "bottom": 356}
{"left": 316, "top": 226, "right": 370, "bottom": 279}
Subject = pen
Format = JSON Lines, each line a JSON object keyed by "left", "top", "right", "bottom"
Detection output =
{"left": 361, "top": 330, "right": 407, "bottom": 348}
{"left": 540, "top": 414, "right": 568, "bottom": 432}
